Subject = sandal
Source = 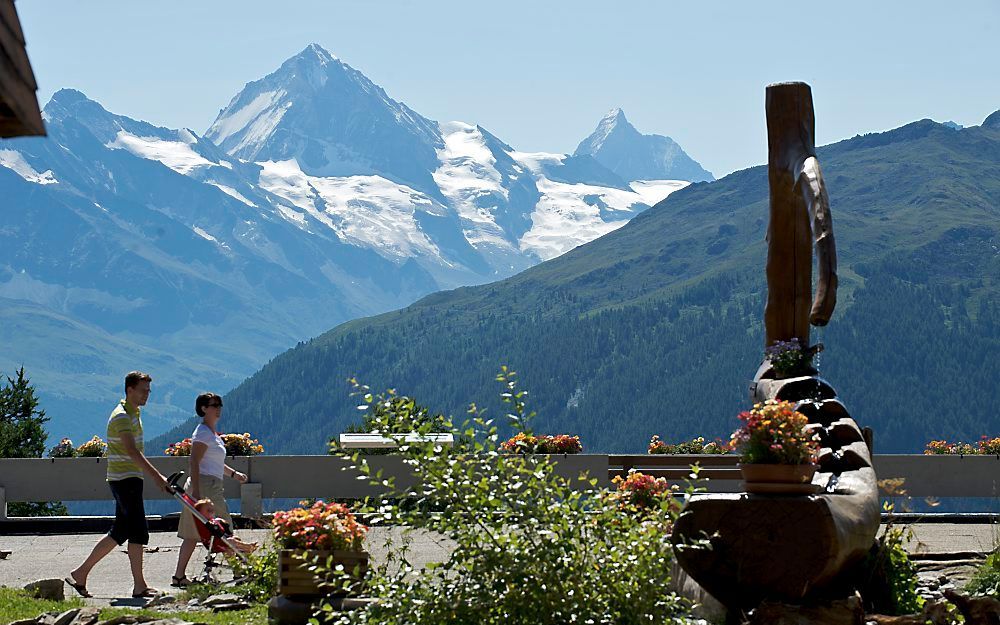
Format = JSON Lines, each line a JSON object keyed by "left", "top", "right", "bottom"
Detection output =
{"left": 132, "top": 587, "right": 162, "bottom": 598}
{"left": 170, "top": 575, "right": 191, "bottom": 588}
{"left": 64, "top": 575, "right": 92, "bottom": 598}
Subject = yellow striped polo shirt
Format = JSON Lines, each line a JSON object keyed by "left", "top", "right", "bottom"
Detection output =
{"left": 106, "top": 399, "right": 144, "bottom": 481}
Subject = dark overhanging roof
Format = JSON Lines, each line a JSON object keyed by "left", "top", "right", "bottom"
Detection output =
{"left": 0, "top": 0, "right": 44, "bottom": 138}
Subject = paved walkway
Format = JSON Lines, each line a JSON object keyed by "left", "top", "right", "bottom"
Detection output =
{"left": 0, "top": 524, "right": 993, "bottom": 606}
{"left": 0, "top": 527, "right": 452, "bottom": 606}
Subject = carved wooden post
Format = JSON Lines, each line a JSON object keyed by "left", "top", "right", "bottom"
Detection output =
{"left": 764, "top": 82, "right": 838, "bottom": 348}
{"left": 672, "top": 83, "right": 878, "bottom": 616}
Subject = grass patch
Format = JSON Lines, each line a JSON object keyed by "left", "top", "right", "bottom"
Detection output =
{"left": 97, "top": 605, "right": 268, "bottom": 625}
{"left": 0, "top": 587, "right": 84, "bottom": 622}
{"left": 0, "top": 588, "right": 267, "bottom": 625}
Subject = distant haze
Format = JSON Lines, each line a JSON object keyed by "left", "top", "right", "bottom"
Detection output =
{"left": 18, "top": 0, "right": 1000, "bottom": 177}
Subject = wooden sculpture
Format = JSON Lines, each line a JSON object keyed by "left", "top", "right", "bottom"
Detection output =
{"left": 764, "top": 81, "right": 837, "bottom": 347}
{"left": 672, "top": 82, "right": 880, "bottom": 616}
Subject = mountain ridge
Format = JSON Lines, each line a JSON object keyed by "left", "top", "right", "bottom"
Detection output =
{"left": 1, "top": 45, "right": 703, "bottom": 441}
{"left": 183, "top": 114, "right": 1000, "bottom": 454}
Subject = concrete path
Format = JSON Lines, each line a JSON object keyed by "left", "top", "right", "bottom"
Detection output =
{"left": 0, "top": 527, "right": 452, "bottom": 606}
{"left": 0, "top": 523, "right": 993, "bottom": 606}
{"left": 905, "top": 523, "right": 997, "bottom": 554}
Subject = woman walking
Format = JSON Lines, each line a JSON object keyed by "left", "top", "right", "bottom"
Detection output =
{"left": 171, "top": 392, "right": 247, "bottom": 587}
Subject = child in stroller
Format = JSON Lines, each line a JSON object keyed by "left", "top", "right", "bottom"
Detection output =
{"left": 167, "top": 471, "right": 254, "bottom": 584}
{"left": 193, "top": 498, "right": 258, "bottom": 555}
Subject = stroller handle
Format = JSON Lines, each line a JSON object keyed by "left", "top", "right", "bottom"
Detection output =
{"left": 166, "top": 471, "right": 187, "bottom": 494}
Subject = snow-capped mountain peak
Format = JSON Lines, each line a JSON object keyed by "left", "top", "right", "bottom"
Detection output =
{"left": 574, "top": 108, "right": 714, "bottom": 182}
{"left": 587, "top": 107, "right": 637, "bottom": 148}
{"left": 204, "top": 44, "right": 442, "bottom": 194}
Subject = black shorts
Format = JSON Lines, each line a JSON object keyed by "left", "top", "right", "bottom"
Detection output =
{"left": 108, "top": 477, "right": 149, "bottom": 545}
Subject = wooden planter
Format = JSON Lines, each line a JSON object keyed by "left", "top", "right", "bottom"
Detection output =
{"left": 278, "top": 549, "right": 368, "bottom": 598}
{"left": 739, "top": 463, "right": 819, "bottom": 494}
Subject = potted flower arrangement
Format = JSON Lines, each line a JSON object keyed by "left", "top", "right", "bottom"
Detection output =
{"left": 730, "top": 399, "right": 820, "bottom": 494}
{"left": 221, "top": 432, "right": 264, "bottom": 456}
{"left": 765, "top": 338, "right": 809, "bottom": 378}
{"left": 48, "top": 437, "right": 77, "bottom": 458}
{"left": 164, "top": 432, "right": 264, "bottom": 456}
{"left": 647, "top": 435, "right": 730, "bottom": 455}
{"left": 272, "top": 501, "right": 368, "bottom": 597}
{"left": 980, "top": 436, "right": 1000, "bottom": 455}
{"left": 924, "top": 436, "right": 1000, "bottom": 455}
{"left": 612, "top": 470, "right": 677, "bottom": 511}
{"left": 499, "top": 432, "right": 582, "bottom": 454}
{"left": 76, "top": 435, "right": 107, "bottom": 457}
{"left": 164, "top": 437, "right": 193, "bottom": 456}
{"left": 924, "top": 439, "right": 978, "bottom": 455}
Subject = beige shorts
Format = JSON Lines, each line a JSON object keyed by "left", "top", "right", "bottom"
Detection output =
{"left": 177, "top": 474, "right": 232, "bottom": 540}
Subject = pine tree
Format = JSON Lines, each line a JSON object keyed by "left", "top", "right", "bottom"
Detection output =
{"left": 0, "top": 367, "right": 67, "bottom": 516}
{"left": 0, "top": 366, "right": 48, "bottom": 458}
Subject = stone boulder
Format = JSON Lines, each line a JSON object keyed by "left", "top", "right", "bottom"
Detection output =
{"left": 23, "top": 579, "right": 65, "bottom": 601}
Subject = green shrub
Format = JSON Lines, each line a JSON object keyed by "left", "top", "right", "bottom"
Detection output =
{"left": 861, "top": 488, "right": 924, "bottom": 616}
{"left": 232, "top": 543, "right": 280, "bottom": 603}
{"left": 966, "top": 552, "right": 1000, "bottom": 596}
{"left": 314, "top": 368, "right": 699, "bottom": 625}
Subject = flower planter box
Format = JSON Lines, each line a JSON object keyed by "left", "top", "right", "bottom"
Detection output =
{"left": 278, "top": 549, "right": 368, "bottom": 598}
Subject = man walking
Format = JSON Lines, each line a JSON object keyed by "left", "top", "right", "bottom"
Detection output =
{"left": 65, "top": 371, "right": 169, "bottom": 598}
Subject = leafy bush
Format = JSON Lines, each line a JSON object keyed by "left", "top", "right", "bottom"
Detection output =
{"left": 966, "top": 552, "right": 1000, "bottom": 596}
{"left": 647, "top": 435, "right": 730, "bottom": 455}
{"left": 313, "top": 368, "right": 698, "bottom": 625}
{"left": 860, "top": 481, "right": 925, "bottom": 615}
{"left": 231, "top": 545, "right": 280, "bottom": 603}
{"left": 329, "top": 381, "right": 459, "bottom": 456}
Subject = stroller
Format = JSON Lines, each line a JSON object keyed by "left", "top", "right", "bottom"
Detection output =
{"left": 167, "top": 471, "right": 250, "bottom": 585}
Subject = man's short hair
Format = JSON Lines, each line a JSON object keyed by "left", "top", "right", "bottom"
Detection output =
{"left": 124, "top": 371, "right": 152, "bottom": 392}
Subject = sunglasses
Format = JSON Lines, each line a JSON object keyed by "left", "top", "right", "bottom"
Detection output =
{"left": 206, "top": 402, "right": 223, "bottom": 408}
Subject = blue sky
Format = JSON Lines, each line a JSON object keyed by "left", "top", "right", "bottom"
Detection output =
{"left": 18, "top": 0, "right": 1000, "bottom": 177}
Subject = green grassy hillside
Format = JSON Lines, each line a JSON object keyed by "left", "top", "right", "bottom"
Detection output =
{"left": 155, "top": 116, "right": 1000, "bottom": 454}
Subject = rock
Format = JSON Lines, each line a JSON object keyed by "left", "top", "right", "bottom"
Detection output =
{"left": 24, "top": 578, "right": 65, "bottom": 601}
{"left": 944, "top": 589, "right": 1000, "bottom": 625}
{"left": 267, "top": 595, "right": 317, "bottom": 625}
{"left": 71, "top": 607, "right": 101, "bottom": 625}
{"left": 210, "top": 600, "right": 251, "bottom": 612}
{"left": 325, "top": 597, "right": 378, "bottom": 611}
{"left": 144, "top": 594, "right": 177, "bottom": 608}
{"left": 867, "top": 616, "right": 925, "bottom": 625}
{"left": 201, "top": 593, "right": 239, "bottom": 607}
{"left": 1, "top": 549, "right": 11, "bottom": 559}
{"left": 36, "top": 609, "right": 82, "bottom": 625}
{"left": 669, "top": 560, "right": 727, "bottom": 623}
{"left": 923, "top": 600, "right": 959, "bottom": 625}
{"left": 98, "top": 616, "right": 160, "bottom": 625}
{"left": 747, "top": 595, "right": 864, "bottom": 625}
